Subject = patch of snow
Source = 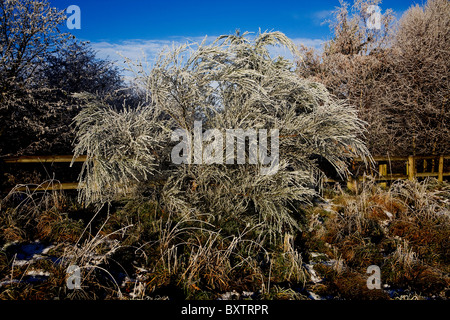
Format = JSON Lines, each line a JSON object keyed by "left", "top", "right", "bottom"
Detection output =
{"left": 0, "top": 279, "right": 21, "bottom": 288}
{"left": 25, "top": 269, "right": 51, "bottom": 277}
{"left": 9, "top": 241, "right": 56, "bottom": 267}
{"left": 241, "top": 291, "right": 254, "bottom": 298}
{"left": 307, "top": 291, "right": 322, "bottom": 300}
{"left": 2, "top": 241, "right": 19, "bottom": 251}
{"left": 12, "top": 259, "right": 34, "bottom": 267}
{"left": 304, "top": 263, "right": 322, "bottom": 283}
{"left": 218, "top": 290, "right": 241, "bottom": 300}
{"left": 217, "top": 290, "right": 255, "bottom": 300}
{"left": 41, "top": 245, "right": 55, "bottom": 255}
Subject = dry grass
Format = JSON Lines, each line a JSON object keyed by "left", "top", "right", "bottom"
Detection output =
{"left": 1, "top": 177, "right": 448, "bottom": 300}
{"left": 303, "top": 178, "right": 450, "bottom": 299}
{"left": 0, "top": 181, "right": 309, "bottom": 300}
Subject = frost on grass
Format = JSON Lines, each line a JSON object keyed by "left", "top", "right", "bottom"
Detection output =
{"left": 72, "top": 31, "right": 371, "bottom": 241}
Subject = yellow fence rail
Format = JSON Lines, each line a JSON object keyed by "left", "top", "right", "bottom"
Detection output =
{"left": 3, "top": 155, "right": 87, "bottom": 163}
{"left": 2, "top": 154, "right": 449, "bottom": 192}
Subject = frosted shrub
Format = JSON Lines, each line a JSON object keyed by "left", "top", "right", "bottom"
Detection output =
{"left": 73, "top": 31, "right": 371, "bottom": 241}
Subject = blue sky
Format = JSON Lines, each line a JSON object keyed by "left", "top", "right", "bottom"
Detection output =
{"left": 49, "top": 0, "right": 419, "bottom": 73}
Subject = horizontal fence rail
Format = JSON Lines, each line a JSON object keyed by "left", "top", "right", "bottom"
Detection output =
{"left": 3, "top": 155, "right": 87, "bottom": 163}
{"left": 1, "top": 154, "right": 449, "bottom": 192}
{"left": 11, "top": 182, "right": 80, "bottom": 192}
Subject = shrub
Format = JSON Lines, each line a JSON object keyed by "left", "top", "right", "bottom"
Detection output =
{"left": 73, "top": 31, "right": 371, "bottom": 244}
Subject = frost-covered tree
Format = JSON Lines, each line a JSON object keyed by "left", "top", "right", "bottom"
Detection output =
{"left": 298, "top": 0, "right": 449, "bottom": 156}
{"left": 0, "top": 0, "right": 71, "bottom": 155}
{"left": 42, "top": 42, "right": 123, "bottom": 95}
{"left": 390, "top": 0, "right": 450, "bottom": 156}
{"left": 0, "top": 0, "right": 69, "bottom": 89}
{"left": 0, "top": 1, "right": 127, "bottom": 156}
{"left": 73, "top": 31, "right": 370, "bottom": 241}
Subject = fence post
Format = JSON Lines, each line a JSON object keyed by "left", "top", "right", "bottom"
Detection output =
{"left": 438, "top": 155, "right": 444, "bottom": 182}
{"left": 407, "top": 156, "right": 415, "bottom": 181}
{"left": 379, "top": 163, "right": 387, "bottom": 188}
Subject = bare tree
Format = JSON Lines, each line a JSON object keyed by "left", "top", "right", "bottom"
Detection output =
{"left": 298, "top": 0, "right": 449, "bottom": 157}
{"left": 0, "top": 0, "right": 126, "bottom": 157}
{"left": 0, "top": 0, "right": 69, "bottom": 89}
{"left": 42, "top": 42, "right": 123, "bottom": 95}
{"left": 325, "top": 0, "right": 394, "bottom": 56}
{"left": 389, "top": 0, "right": 450, "bottom": 155}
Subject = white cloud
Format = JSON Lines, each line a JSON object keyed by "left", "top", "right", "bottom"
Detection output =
{"left": 92, "top": 39, "right": 181, "bottom": 64}
{"left": 91, "top": 36, "right": 213, "bottom": 63}
{"left": 90, "top": 36, "right": 325, "bottom": 80}
{"left": 312, "top": 9, "right": 334, "bottom": 25}
{"left": 267, "top": 38, "right": 325, "bottom": 61}
{"left": 91, "top": 37, "right": 213, "bottom": 80}
{"left": 291, "top": 37, "right": 325, "bottom": 50}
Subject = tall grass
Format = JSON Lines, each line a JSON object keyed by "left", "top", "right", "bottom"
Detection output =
{"left": 304, "top": 178, "right": 449, "bottom": 299}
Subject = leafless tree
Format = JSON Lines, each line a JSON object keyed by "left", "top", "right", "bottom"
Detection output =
{"left": 0, "top": 0, "right": 69, "bottom": 89}
{"left": 298, "top": 0, "right": 449, "bottom": 157}
{"left": 0, "top": 0, "right": 126, "bottom": 156}
{"left": 389, "top": 0, "right": 450, "bottom": 155}
{"left": 42, "top": 42, "right": 123, "bottom": 95}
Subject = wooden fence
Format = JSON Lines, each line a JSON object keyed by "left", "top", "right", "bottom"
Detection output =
{"left": 342, "top": 155, "right": 450, "bottom": 191}
{"left": 2, "top": 154, "right": 449, "bottom": 192}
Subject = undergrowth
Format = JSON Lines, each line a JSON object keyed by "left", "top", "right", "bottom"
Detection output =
{"left": 303, "top": 178, "right": 449, "bottom": 299}
{"left": 0, "top": 177, "right": 448, "bottom": 300}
